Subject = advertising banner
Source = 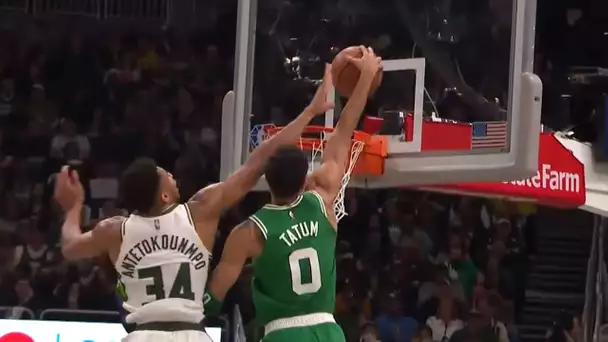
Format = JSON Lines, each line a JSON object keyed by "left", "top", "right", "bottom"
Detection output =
{"left": 0, "top": 319, "right": 222, "bottom": 342}
{"left": 426, "top": 133, "right": 586, "bottom": 206}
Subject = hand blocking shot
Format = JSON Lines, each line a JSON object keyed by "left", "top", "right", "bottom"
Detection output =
{"left": 52, "top": 62, "right": 336, "bottom": 342}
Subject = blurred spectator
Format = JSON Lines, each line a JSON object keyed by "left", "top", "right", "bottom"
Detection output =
{"left": 360, "top": 322, "right": 381, "bottom": 342}
{"left": 395, "top": 235, "right": 434, "bottom": 310}
{"left": 444, "top": 234, "right": 480, "bottom": 300}
{"left": 0, "top": 77, "right": 15, "bottom": 120}
{"left": 425, "top": 288, "right": 464, "bottom": 342}
{"left": 336, "top": 278, "right": 370, "bottom": 342}
{"left": 50, "top": 263, "right": 74, "bottom": 308}
{"left": 50, "top": 119, "right": 90, "bottom": 162}
{"left": 13, "top": 226, "right": 57, "bottom": 276}
{"left": 476, "top": 292, "right": 509, "bottom": 342}
{"left": 418, "top": 265, "right": 465, "bottom": 309}
{"left": 12, "top": 276, "right": 45, "bottom": 311}
{"left": 412, "top": 326, "right": 434, "bottom": 342}
{"left": 356, "top": 216, "right": 387, "bottom": 279}
{"left": 89, "top": 163, "right": 119, "bottom": 201}
{"left": 0, "top": 127, "right": 14, "bottom": 170}
{"left": 545, "top": 311, "right": 582, "bottom": 342}
{"left": 389, "top": 201, "right": 434, "bottom": 259}
{"left": 483, "top": 218, "right": 524, "bottom": 301}
{"left": 449, "top": 312, "right": 499, "bottom": 342}
{"left": 72, "top": 262, "right": 115, "bottom": 311}
{"left": 19, "top": 120, "right": 52, "bottom": 164}
{"left": 375, "top": 292, "right": 418, "bottom": 342}
{"left": 0, "top": 195, "right": 21, "bottom": 233}
{"left": 498, "top": 301, "right": 519, "bottom": 342}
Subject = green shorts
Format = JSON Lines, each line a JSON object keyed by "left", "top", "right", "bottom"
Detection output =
{"left": 262, "top": 322, "right": 345, "bottom": 342}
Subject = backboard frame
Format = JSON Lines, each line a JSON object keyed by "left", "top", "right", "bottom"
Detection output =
{"left": 221, "top": 0, "right": 543, "bottom": 188}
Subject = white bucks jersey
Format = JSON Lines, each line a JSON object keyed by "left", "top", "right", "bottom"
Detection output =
{"left": 114, "top": 204, "right": 210, "bottom": 324}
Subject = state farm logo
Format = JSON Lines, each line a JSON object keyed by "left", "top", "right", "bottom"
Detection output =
{"left": 504, "top": 164, "right": 581, "bottom": 193}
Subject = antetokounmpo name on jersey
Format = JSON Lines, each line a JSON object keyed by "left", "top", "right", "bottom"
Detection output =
{"left": 120, "top": 234, "right": 206, "bottom": 277}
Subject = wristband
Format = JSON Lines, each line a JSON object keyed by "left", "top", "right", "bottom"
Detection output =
{"left": 203, "top": 291, "right": 223, "bottom": 316}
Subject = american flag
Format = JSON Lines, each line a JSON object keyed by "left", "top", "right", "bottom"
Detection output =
{"left": 471, "top": 121, "right": 508, "bottom": 149}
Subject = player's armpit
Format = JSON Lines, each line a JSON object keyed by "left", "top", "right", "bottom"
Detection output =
{"left": 208, "top": 220, "right": 260, "bottom": 300}
{"left": 61, "top": 215, "right": 123, "bottom": 261}
{"left": 309, "top": 160, "right": 342, "bottom": 203}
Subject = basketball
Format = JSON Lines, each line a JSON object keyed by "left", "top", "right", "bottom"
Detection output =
{"left": 331, "top": 46, "right": 383, "bottom": 98}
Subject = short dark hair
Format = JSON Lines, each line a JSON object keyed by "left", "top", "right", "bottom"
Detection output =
{"left": 265, "top": 146, "right": 309, "bottom": 199}
{"left": 118, "top": 157, "right": 160, "bottom": 213}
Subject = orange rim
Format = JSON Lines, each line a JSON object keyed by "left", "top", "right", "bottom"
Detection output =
{"left": 264, "top": 125, "right": 388, "bottom": 176}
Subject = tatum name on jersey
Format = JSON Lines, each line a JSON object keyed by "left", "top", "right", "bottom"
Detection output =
{"left": 278, "top": 221, "right": 319, "bottom": 247}
{"left": 249, "top": 191, "right": 337, "bottom": 326}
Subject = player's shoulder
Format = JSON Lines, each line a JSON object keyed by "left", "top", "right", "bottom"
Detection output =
{"left": 303, "top": 187, "right": 333, "bottom": 207}
{"left": 102, "top": 215, "right": 127, "bottom": 224}
{"left": 302, "top": 189, "right": 337, "bottom": 228}
{"left": 232, "top": 219, "right": 263, "bottom": 239}
{"left": 96, "top": 216, "right": 127, "bottom": 233}
{"left": 187, "top": 182, "right": 226, "bottom": 217}
{"left": 229, "top": 219, "right": 264, "bottom": 255}
{"left": 188, "top": 182, "right": 223, "bottom": 203}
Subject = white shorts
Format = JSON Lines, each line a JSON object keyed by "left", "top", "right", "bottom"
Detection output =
{"left": 123, "top": 330, "right": 213, "bottom": 342}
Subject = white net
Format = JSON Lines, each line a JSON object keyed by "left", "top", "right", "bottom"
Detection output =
{"left": 254, "top": 125, "right": 366, "bottom": 222}
{"left": 303, "top": 131, "right": 365, "bottom": 222}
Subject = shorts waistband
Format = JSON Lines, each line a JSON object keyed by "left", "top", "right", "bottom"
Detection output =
{"left": 135, "top": 321, "right": 203, "bottom": 332}
{"left": 264, "top": 312, "right": 335, "bottom": 335}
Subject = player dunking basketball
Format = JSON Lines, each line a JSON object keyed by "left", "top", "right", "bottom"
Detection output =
{"left": 52, "top": 67, "right": 334, "bottom": 342}
{"left": 205, "top": 46, "right": 382, "bottom": 342}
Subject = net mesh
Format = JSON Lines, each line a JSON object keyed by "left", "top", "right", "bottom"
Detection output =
{"left": 251, "top": 124, "right": 365, "bottom": 222}
{"left": 304, "top": 131, "right": 365, "bottom": 222}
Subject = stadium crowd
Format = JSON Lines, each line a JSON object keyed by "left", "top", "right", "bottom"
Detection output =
{"left": 231, "top": 189, "right": 535, "bottom": 342}
{"left": 0, "top": 19, "right": 232, "bottom": 313}
{"left": 0, "top": 2, "right": 542, "bottom": 342}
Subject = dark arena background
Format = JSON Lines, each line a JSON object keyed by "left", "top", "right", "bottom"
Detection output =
{"left": 0, "top": 0, "right": 607, "bottom": 342}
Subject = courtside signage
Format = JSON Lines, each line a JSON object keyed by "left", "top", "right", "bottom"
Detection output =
{"left": 0, "top": 320, "right": 222, "bottom": 342}
{"left": 431, "top": 133, "right": 586, "bottom": 206}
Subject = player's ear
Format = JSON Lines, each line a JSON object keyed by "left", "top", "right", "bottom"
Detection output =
{"left": 303, "top": 178, "right": 312, "bottom": 192}
{"left": 160, "top": 191, "right": 170, "bottom": 204}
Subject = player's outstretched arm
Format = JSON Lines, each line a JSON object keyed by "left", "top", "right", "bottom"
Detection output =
{"left": 54, "top": 166, "right": 122, "bottom": 260}
{"left": 189, "top": 65, "right": 334, "bottom": 215}
{"left": 310, "top": 47, "right": 382, "bottom": 207}
{"left": 203, "top": 220, "right": 262, "bottom": 315}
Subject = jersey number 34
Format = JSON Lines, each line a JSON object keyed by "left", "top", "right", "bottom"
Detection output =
{"left": 139, "top": 262, "right": 195, "bottom": 302}
{"left": 289, "top": 247, "right": 322, "bottom": 295}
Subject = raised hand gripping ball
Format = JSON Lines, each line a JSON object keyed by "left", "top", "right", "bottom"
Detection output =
{"left": 330, "top": 46, "right": 383, "bottom": 98}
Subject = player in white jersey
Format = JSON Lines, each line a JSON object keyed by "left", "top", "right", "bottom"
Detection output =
{"left": 52, "top": 66, "right": 335, "bottom": 342}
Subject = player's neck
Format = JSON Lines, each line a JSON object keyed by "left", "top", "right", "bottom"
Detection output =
{"left": 271, "top": 194, "right": 301, "bottom": 207}
{"left": 140, "top": 203, "right": 178, "bottom": 217}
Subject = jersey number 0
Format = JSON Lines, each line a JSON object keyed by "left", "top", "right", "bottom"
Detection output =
{"left": 288, "top": 247, "right": 322, "bottom": 295}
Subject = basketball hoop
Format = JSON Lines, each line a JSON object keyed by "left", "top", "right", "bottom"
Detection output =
{"left": 262, "top": 125, "right": 387, "bottom": 221}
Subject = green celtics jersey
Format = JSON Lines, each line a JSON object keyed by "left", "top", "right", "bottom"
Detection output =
{"left": 250, "top": 191, "right": 337, "bottom": 326}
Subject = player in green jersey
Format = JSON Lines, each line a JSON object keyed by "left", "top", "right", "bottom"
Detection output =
{"left": 206, "top": 46, "right": 382, "bottom": 342}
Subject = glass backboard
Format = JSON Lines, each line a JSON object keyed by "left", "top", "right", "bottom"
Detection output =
{"left": 221, "top": 0, "right": 543, "bottom": 187}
